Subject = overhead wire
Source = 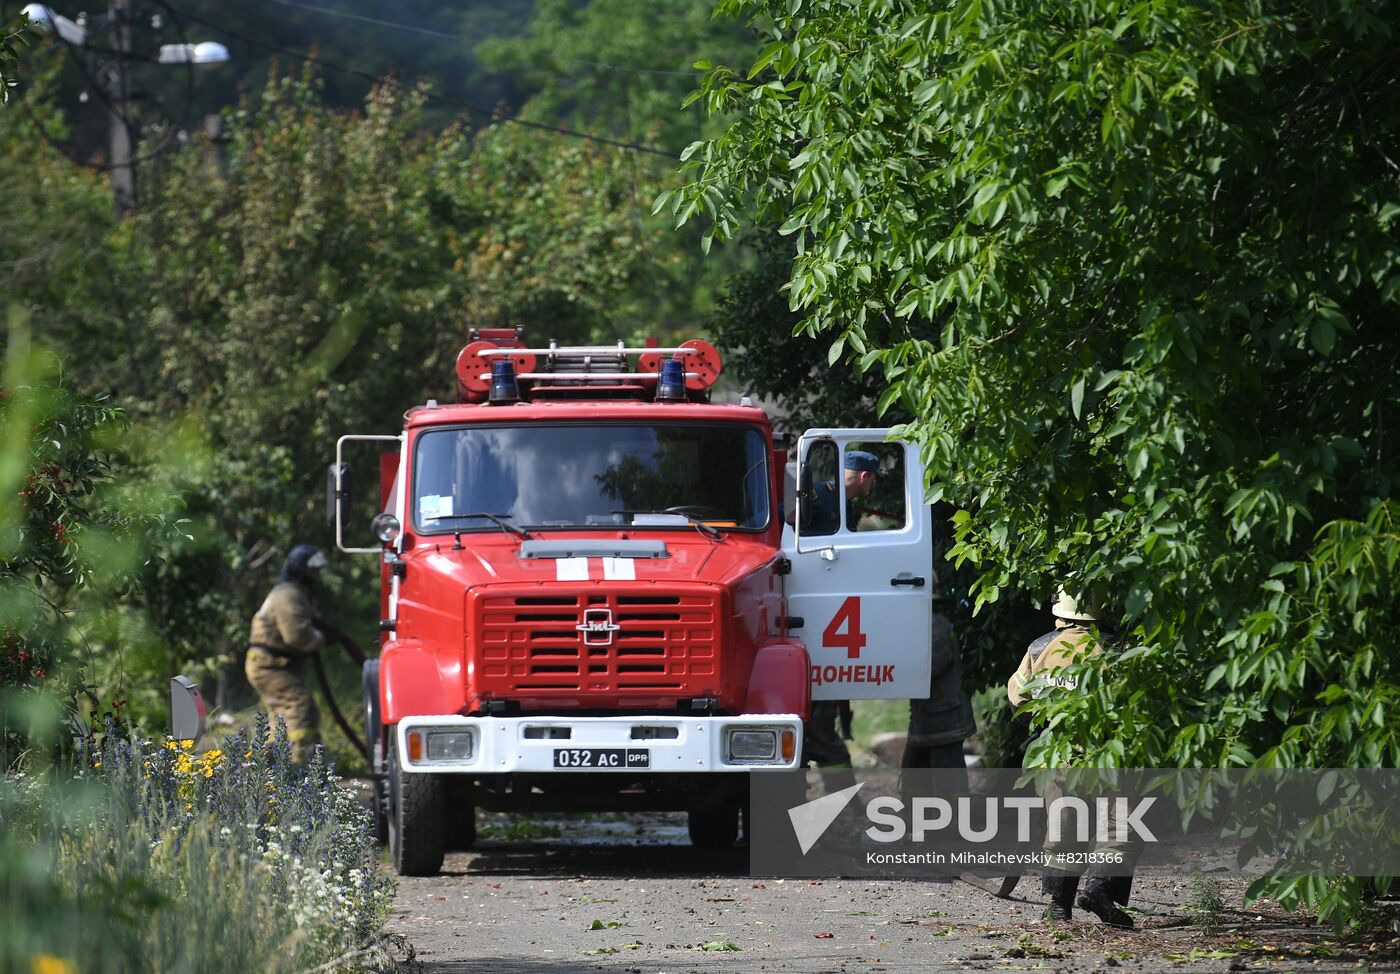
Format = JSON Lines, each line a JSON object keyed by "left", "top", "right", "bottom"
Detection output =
{"left": 248, "top": 0, "right": 701, "bottom": 77}
{"left": 13, "top": 0, "right": 196, "bottom": 173}
{"left": 249, "top": 0, "right": 462, "bottom": 41}
{"left": 167, "top": 2, "right": 677, "bottom": 158}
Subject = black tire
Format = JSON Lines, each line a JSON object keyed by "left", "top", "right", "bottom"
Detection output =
{"left": 388, "top": 736, "right": 446, "bottom": 876}
{"left": 688, "top": 800, "right": 741, "bottom": 850}
{"left": 362, "top": 662, "right": 388, "bottom": 844}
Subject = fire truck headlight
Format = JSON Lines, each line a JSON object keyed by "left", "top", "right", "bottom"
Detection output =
{"left": 726, "top": 729, "right": 778, "bottom": 762}
{"left": 372, "top": 513, "right": 402, "bottom": 543}
{"left": 426, "top": 730, "right": 475, "bottom": 762}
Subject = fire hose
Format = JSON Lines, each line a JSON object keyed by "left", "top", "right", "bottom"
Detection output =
{"left": 311, "top": 622, "right": 370, "bottom": 761}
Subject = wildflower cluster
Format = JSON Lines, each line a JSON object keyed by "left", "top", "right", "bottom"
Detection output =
{"left": 2, "top": 716, "right": 394, "bottom": 973}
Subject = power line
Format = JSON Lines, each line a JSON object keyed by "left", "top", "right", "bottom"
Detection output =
{"left": 548, "top": 55, "right": 699, "bottom": 78}
{"left": 250, "top": 0, "right": 700, "bottom": 76}
{"left": 250, "top": 0, "right": 462, "bottom": 41}
{"left": 167, "top": 3, "right": 675, "bottom": 158}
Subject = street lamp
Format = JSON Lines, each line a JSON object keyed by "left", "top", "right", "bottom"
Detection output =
{"left": 21, "top": 2, "right": 230, "bottom": 216}
{"left": 20, "top": 3, "right": 85, "bottom": 45}
{"left": 157, "top": 41, "right": 229, "bottom": 65}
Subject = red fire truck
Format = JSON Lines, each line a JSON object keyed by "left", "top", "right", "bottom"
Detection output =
{"left": 331, "top": 331, "right": 935, "bottom": 875}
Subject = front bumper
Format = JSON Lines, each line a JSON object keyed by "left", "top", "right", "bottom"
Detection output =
{"left": 395, "top": 714, "right": 802, "bottom": 774}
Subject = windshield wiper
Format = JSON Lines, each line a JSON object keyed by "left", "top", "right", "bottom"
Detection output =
{"left": 436, "top": 512, "right": 533, "bottom": 541}
{"left": 612, "top": 509, "right": 724, "bottom": 541}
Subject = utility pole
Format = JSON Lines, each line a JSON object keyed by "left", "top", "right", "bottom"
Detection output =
{"left": 107, "top": 1, "right": 135, "bottom": 217}
{"left": 22, "top": 3, "right": 228, "bottom": 218}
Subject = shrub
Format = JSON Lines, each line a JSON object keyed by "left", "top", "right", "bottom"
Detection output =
{"left": 0, "top": 717, "right": 393, "bottom": 974}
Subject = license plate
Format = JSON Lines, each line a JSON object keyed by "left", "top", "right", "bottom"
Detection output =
{"left": 552, "top": 747, "right": 650, "bottom": 769}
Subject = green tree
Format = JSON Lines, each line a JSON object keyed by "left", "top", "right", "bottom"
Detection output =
{"left": 479, "top": 0, "right": 753, "bottom": 155}
{"left": 0, "top": 315, "right": 192, "bottom": 762}
{"left": 480, "top": 0, "right": 765, "bottom": 336}
{"left": 0, "top": 15, "right": 29, "bottom": 102}
{"left": 445, "top": 118, "right": 669, "bottom": 341}
{"left": 666, "top": 0, "right": 1400, "bottom": 924}
{"left": 4, "top": 69, "right": 674, "bottom": 734}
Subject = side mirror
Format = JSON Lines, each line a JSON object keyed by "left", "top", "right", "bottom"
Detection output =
{"left": 327, "top": 462, "right": 352, "bottom": 528}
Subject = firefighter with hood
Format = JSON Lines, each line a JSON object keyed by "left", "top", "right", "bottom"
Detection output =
{"left": 1009, "top": 586, "right": 1138, "bottom": 928}
{"left": 246, "top": 544, "right": 329, "bottom": 763}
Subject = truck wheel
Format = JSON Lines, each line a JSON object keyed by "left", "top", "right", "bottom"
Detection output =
{"left": 688, "top": 801, "right": 741, "bottom": 850}
{"left": 362, "top": 661, "right": 388, "bottom": 843}
{"left": 388, "top": 737, "right": 446, "bottom": 876}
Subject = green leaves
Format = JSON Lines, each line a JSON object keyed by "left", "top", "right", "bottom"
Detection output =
{"left": 0, "top": 16, "right": 30, "bottom": 102}
{"left": 677, "top": 3, "right": 1400, "bottom": 890}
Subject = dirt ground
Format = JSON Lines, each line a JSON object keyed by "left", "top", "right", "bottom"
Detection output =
{"left": 382, "top": 811, "right": 1400, "bottom": 974}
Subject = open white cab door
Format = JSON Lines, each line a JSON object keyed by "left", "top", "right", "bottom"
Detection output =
{"left": 781, "top": 429, "right": 932, "bottom": 700}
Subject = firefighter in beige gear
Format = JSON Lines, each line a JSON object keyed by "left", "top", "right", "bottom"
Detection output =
{"left": 1010, "top": 588, "right": 1138, "bottom": 928}
{"left": 246, "top": 544, "right": 328, "bottom": 764}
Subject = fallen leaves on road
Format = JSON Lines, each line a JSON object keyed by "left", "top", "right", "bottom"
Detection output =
{"left": 700, "top": 941, "right": 741, "bottom": 952}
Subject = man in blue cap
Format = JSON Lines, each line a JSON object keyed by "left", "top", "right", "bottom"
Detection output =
{"left": 806, "top": 449, "right": 880, "bottom": 536}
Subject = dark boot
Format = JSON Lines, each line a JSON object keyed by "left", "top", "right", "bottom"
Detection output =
{"left": 1041, "top": 872, "right": 1079, "bottom": 922}
{"left": 1109, "top": 875, "right": 1133, "bottom": 906}
{"left": 1077, "top": 877, "right": 1134, "bottom": 928}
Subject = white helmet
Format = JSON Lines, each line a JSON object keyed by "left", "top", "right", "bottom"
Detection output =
{"left": 1052, "top": 585, "right": 1100, "bottom": 622}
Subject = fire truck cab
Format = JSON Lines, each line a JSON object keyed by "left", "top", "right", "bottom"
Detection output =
{"left": 331, "top": 331, "right": 934, "bottom": 875}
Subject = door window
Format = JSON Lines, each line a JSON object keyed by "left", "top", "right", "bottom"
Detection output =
{"left": 798, "top": 440, "right": 906, "bottom": 538}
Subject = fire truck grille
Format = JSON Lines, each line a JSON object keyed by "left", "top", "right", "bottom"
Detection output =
{"left": 478, "top": 592, "right": 718, "bottom": 695}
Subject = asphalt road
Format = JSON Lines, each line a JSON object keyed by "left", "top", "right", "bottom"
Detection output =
{"left": 384, "top": 813, "right": 1393, "bottom": 974}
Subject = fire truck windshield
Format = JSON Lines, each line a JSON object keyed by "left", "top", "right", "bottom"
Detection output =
{"left": 412, "top": 423, "right": 770, "bottom": 532}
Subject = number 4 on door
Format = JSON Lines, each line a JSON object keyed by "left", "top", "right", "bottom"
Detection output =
{"left": 822, "top": 596, "right": 867, "bottom": 659}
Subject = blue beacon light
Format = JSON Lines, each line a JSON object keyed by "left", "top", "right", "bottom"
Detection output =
{"left": 656, "top": 357, "right": 686, "bottom": 402}
{"left": 489, "top": 359, "right": 520, "bottom": 404}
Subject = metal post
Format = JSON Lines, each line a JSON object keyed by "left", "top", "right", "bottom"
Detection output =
{"left": 108, "top": 1, "right": 135, "bottom": 217}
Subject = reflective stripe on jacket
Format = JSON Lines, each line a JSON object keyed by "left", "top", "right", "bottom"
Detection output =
{"left": 1007, "top": 624, "right": 1099, "bottom": 707}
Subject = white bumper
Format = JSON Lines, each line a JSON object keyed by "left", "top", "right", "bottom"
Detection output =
{"left": 395, "top": 714, "right": 802, "bottom": 774}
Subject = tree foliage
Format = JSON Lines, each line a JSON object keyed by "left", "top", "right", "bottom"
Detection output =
{"left": 668, "top": 0, "right": 1400, "bottom": 766}
{"left": 670, "top": 0, "right": 1399, "bottom": 923}
{"left": 479, "top": 0, "right": 753, "bottom": 155}
{"left": 0, "top": 317, "right": 192, "bottom": 762}
{"left": 0, "top": 15, "right": 28, "bottom": 102}
{"left": 480, "top": 0, "right": 764, "bottom": 335}
{"left": 3, "top": 70, "right": 668, "bottom": 731}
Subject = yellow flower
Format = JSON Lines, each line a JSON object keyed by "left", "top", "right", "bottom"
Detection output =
{"left": 30, "top": 954, "right": 76, "bottom": 974}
